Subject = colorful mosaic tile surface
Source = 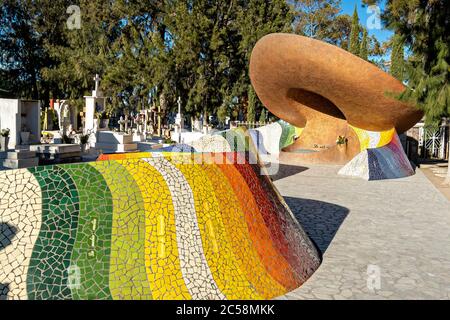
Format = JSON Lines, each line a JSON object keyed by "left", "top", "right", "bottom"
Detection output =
{"left": 190, "top": 120, "right": 303, "bottom": 156}
{"left": 187, "top": 121, "right": 412, "bottom": 181}
{"left": 0, "top": 152, "right": 321, "bottom": 300}
{"left": 350, "top": 126, "right": 396, "bottom": 152}
{"left": 339, "top": 131, "right": 415, "bottom": 180}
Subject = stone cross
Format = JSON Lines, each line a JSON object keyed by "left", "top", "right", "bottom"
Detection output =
{"left": 124, "top": 114, "right": 129, "bottom": 132}
{"left": 94, "top": 74, "right": 101, "bottom": 92}
{"left": 118, "top": 116, "right": 125, "bottom": 132}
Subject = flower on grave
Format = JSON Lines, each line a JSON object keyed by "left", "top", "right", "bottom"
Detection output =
{"left": 336, "top": 135, "right": 348, "bottom": 145}
{"left": 1, "top": 128, "right": 10, "bottom": 137}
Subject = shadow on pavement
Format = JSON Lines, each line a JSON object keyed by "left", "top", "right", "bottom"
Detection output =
{"left": 270, "top": 164, "right": 309, "bottom": 181}
{"left": 0, "top": 223, "right": 17, "bottom": 252}
{"left": 284, "top": 197, "right": 349, "bottom": 254}
{"left": 0, "top": 283, "right": 9, "bottom": 300}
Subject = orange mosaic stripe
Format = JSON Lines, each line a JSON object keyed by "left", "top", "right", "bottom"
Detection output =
{"left": 199, "top": 156, "right": 286, "bottom": 298}
{"left": 217, "top": 160, "right": 301, "bottom": 290}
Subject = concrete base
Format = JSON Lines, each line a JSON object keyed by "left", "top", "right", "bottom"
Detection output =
{"left": 2, "top": 158, "right": 39, "bottom": 169}
{"left": 30, "top": 144, "right": 81, "bottom": 154}
{"left": 95, "top": 142, "right": 138, "bottom": 153}
{"left": 39, "top": 151, "right": 81, "bottom": 160}
{"left": 2, "top": 149, "right": 39, "bottom": 169}
{"left": 97, "top": 131, "right": 133, "bottom": 144}
{"left": 93, "top": 131, "right": 138, "bottom": 153}
{"left": 133, "top": 134, "right": 145, "bottom": 142}
{"left": 30, "top": 144, "right": 82, "bottom": 164}
{"left": 6, "top": 150, "right": 36, "bottom": 160}
{"left": 136, "top": 141, "right": 164, "bottom": 152}
{"left": 171, "top": 131, "right": 205, "bottom": 144}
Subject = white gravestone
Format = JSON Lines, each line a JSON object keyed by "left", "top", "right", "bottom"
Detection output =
{"left": 84, "top": 74, "right": 106, "bottom": 133}
{"left": 0, "top": 98, "right": 41, "bottom": 149}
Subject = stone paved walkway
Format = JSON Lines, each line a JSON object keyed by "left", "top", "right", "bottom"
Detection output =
{"left": 273, "top": 164, "right": 450, "bottom": 300}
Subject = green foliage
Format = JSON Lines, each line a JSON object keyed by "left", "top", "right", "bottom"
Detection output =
{"left": 390, "top": 33, "right": 405, "bottom": 81}
{"left": 232, "top": 0, "right": 292, "bottom": 115}
{"left": 217, "top": 105, "right": 228, "bottom": 126}
{"left": 363, "top": 0, "right": 449, "bottom": 125}
{"left": 0, "top": 0, "right": 385, "bottom": 123}
{"left": 360, "top": 29, "right": 369, "bottom": 61}
{"left": 0, "top": 1, "right": 42, "bottom": 99}
{"left": 259, "top": 108, "right": 267, "bottom": 123}
{"left": 247, "top": 85, "right": 257, "bottom": 123}
{"left": 348, "top": 6, "right": 360, "bottom": 56}
{"left": 291, "top": 0, "right": 341, "bottom": 40}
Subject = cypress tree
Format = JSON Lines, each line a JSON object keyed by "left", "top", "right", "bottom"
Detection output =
{"left": 247, "top": 85, "right": 256, "bottom": 123}
{"left": 259, "top": 109, "right": 267, "bottom": 123}
{"left": 360, "top": 29, "right": 369, "bottom": 60}
{"left": 348, "top": 6, "right": 360, "bottom": 56}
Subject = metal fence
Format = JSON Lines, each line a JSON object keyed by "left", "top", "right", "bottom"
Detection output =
{"left": 419, "top": 124, "right": 449, "bottom": 160}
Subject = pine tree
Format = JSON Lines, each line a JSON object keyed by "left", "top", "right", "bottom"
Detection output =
{"left": 161, "top": 0, "right": 242, "bottom": 121}
{"left": 247, "top": 85, "right": 256, "bottom": 123}
{"left": 217, "top": 104, "right": 228, "bottom": 128}
{"left": 291, "top": 0, "right": 341, "bottom": 40}
{"left": 390, "top": 34, "right": 405, "bottom": 82}
{"left": 360, "top": 29, "right": 369, "bottom": 60}
{"left": 348, "top": 6, "right": 360, "bottom": 56}
{"left": 233, "top": 0, "right": 292, "bottom": 118}
{"left": 364, "top": 0, "right": 449, "bottom": 182}
{"left": 42, "top": 0, "right": 116, "bottom": 108}
{"left": 0, "top": 0, "right": 57, "bottom": 100}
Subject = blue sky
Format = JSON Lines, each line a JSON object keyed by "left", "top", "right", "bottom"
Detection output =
{"left": 340, "top": 0, "right": 392, "bottom": 44}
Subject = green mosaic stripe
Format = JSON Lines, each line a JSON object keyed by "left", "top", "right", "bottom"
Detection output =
{"left": 220, "top": 128, "right": 249, "bottom": 152}
{"left": 90, "top": 161, "right": 153, "bottom": 300}
{"left": 279, "top": 121, "right": 296, "bottom": 149}
{"left": 27, "top": 166, "right": 80, "bottom": 300}
{"left": 63, "top": 164, "right": 113, "bottom": 300}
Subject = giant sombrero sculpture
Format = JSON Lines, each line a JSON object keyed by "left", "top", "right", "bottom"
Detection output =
{"left": 250, "top": 33, "right": 423, "bottom": 180}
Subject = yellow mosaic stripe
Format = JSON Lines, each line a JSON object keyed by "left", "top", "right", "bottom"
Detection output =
{"left": 166, "top": 154, "right": 259, "bottom": 299}
{"left": 351, "top": 126, "right": 395, "bottom": 151}
{"left": 120, "top": 159, "right": 191, "bottom": 300}
{"left": 295, "top": 127, "right": 304, "bottom": 138}
{"left": 90, "top": 161, "right": 152, "bottom": 300}
{"left": 377, "top": 129, "right": 395, "bottom": 148}
{"left": 200, "top": 160, "right": 286, "bottom": 299}
{"left": 147, "top": 156, "right": 224, "bottom": 299}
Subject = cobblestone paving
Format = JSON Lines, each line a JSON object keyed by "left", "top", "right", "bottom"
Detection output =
{"left": 274, "top": 164, "right": 450, "bottom": 300}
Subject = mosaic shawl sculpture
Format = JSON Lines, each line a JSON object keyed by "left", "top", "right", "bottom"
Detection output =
{"left": 0, "top": 152, "right": 321, "bottom": 300}
{"left": 189, "top": 120, "right": 414, "bottom": 180}
{"left": 249, "top": 33, "right": 423, "bottom": 180}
